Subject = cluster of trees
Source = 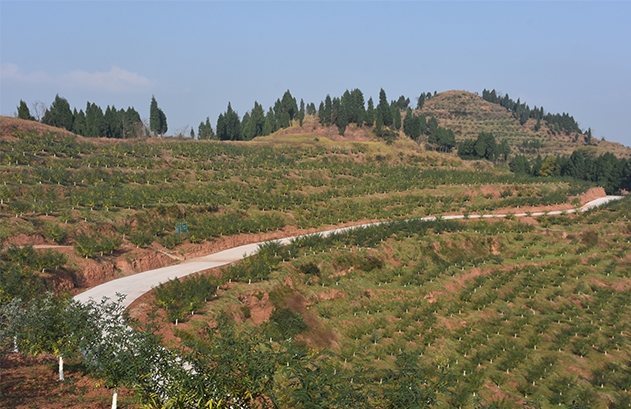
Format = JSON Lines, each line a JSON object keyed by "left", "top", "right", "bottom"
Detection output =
{"left": 316, "top": 88, "right": 432, "bottom": 142}
{"left": 482, "top": 89, "right": 582, "bottom": 134}
{"left": 458, "top": 132, "right": 511, "bottom": 161}
{"left": 18, "top": 87, "right": 436, "bottom": 142}
{"left": 403, "top": 110, "right": 456, "bottom": 151}
{"left": 509, "top": 150, "right": 631, "bottom": 194}
{"left": 318, "top": 88, "right": 370, "bottom": 135}
{"left": 415, "top": 91, "right": 435, "bottom": 110}
{"left": 314, "top": 88, "right": 442, "bottom": 142}
{"left": 76, "top": 102, "right": 143, "bottom": 138}
{"left": 204, "top": 90, "right": 309, "bottom": 141}
{"left": 17, "top": 95, "right": 145, "bottom": 138}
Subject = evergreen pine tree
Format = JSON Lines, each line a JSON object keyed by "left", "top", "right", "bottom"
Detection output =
{"left": 42, "top": 95, "right": 73, "bottom": 131}
{"left": 335, "top": 100, "right": 348, "bottom": 136}
{"left": 123, "top": 107, "right": 142, "bottom": 138}
{"left": 17, "top": 100, "right": 34, "bottom": 120}
{"left": 403, "top": 108, "right": 421, "bottom": 140}
{"left": 104, "top": 106, "right": 121, "bottom": 138}
{"left": 306, "top": 102, "right": 316, "bottom": 116}
{"left": 351, "top": 89, "right": 365, "bottom": 126}
{"left": 280, "top": 90, "right": 298, "bottom": 121}
{"left": 392, "top": 102, "right": 402, "bottom": 131}
{"left": 396, "top": 95, "right": 410, "bottom": 110}
{"left": 299, "top": 99, "right": 305, "bottom": 126}
{"left": 85, "top": 102, "right": 105, "bottom": 137}
{"left": 330, "top": 97, "right": 340, "bottom": 127}
{"left": 416, "top": 93, "right": 426, "bottom": 110}
{"left": 216, "top": 102, "right": 241, "bottom": 140}
{"left": 365, "top": 97, "right": 375, "bottom": 127}
{"left": 242, "top": 112, "right": 254, "bottom": 140}
{"left": 149, "top": 96, "right": 160, "bottom": 136}
{"left": 378, "top": 89, "right": 393, "bottom": 127}
{"left": 324, "top": 95, "right": 333, "bottom": 126}
{"left": 72, "top": 109, "right": 86, "bottom": 136}
{"left": 498, "top": 139, "right": 511, "bottom": 161}
{"left": 318, "top": 102, "right": 326, "bottom": 126}
{"left": 375, "top": 110, "right": 384, "bottom": 137}
{"left": 509, "top": 155, "right": 531, "bottom": 175}
{"left": 158, "top": 109, "right": 167, "bottom": 136}
{"left": 198, "top": 117, "right": 215, "bottom": 140}
{"left": 436, "top": 128, "right": 456, "bottom": 152}
{"left": 263, "top": 107, "right": 276, "bottom": 135}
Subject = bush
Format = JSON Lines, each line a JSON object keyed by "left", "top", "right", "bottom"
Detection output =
{"left": 268, "top": 307, "right": 307, "bottom": 340}
{"left": 299, "top": 262, "right": 320, "bottom": 276}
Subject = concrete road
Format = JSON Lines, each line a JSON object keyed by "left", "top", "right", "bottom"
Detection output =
{"left": 74, "top": 195, "right": 624, "bottom": 307}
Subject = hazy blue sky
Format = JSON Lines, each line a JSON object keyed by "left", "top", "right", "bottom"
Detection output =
{"left": 1, "top": 1, "right": 630, "bottom": 146}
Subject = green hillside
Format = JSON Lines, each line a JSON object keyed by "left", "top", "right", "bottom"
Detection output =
{"left": 1, "top": 110, "right": 630, "bottom": 409}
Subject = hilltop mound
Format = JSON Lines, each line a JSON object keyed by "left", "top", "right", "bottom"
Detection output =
{"left": 0, "top": 116, "right": 76, "bottom": 138}
{"left": 421, "top": 90, "right": 630, "bottom": 158}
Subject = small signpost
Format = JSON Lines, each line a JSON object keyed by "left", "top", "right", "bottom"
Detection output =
{"left": 176, "top": 222, "right": 188, "bottom": 234}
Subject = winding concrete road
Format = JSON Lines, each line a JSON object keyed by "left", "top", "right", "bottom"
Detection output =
{"left": 74, "top": 196, "right": 624, "bottom": 307}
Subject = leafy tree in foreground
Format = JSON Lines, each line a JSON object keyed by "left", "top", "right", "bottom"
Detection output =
{"left": 81, "top": 295, "right": 166, "bottom": 409}
{"left": 16, "top": 295, "right": 90, "bottom": 381}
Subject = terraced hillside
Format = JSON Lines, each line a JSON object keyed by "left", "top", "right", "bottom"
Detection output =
{"left": 420, "top": 91, "right": 631, "bottom": 159}
{"left": 0, "top": 117, "right": 595, "bottom": 293}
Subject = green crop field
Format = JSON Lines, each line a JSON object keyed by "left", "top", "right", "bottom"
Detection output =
{"left": 153, "top": 198, "right": 631, "bottom": 408}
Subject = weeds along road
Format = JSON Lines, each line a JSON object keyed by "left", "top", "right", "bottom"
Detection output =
{"left": 74, "top": 196, "right": 624, "bottom": 308}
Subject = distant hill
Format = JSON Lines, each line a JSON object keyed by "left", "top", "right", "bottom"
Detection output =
{"left": 420, "top": 90, "right": 631, "bottom": 159}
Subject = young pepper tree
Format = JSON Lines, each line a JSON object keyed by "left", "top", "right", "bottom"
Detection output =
{"left": 80, "top": 294, "right": 165, "bottom": 409}
{"left": 17, "top": 294, "right": 88, "bottom": 382}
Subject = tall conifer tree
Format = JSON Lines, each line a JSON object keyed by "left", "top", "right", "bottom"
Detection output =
{"left": 17, "top": 100, "right": 34, "bottom": 120}
{"left": 378, "top": 89, "right": 393, "bottom": 127}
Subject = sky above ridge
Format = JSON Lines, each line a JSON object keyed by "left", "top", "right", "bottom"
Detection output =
{"left": 1, "top": 1, "right": 630, "bottom": 147}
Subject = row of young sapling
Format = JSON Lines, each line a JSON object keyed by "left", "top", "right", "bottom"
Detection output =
{"left": 289, "top": 201, "right": 631, "bottom": 406}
